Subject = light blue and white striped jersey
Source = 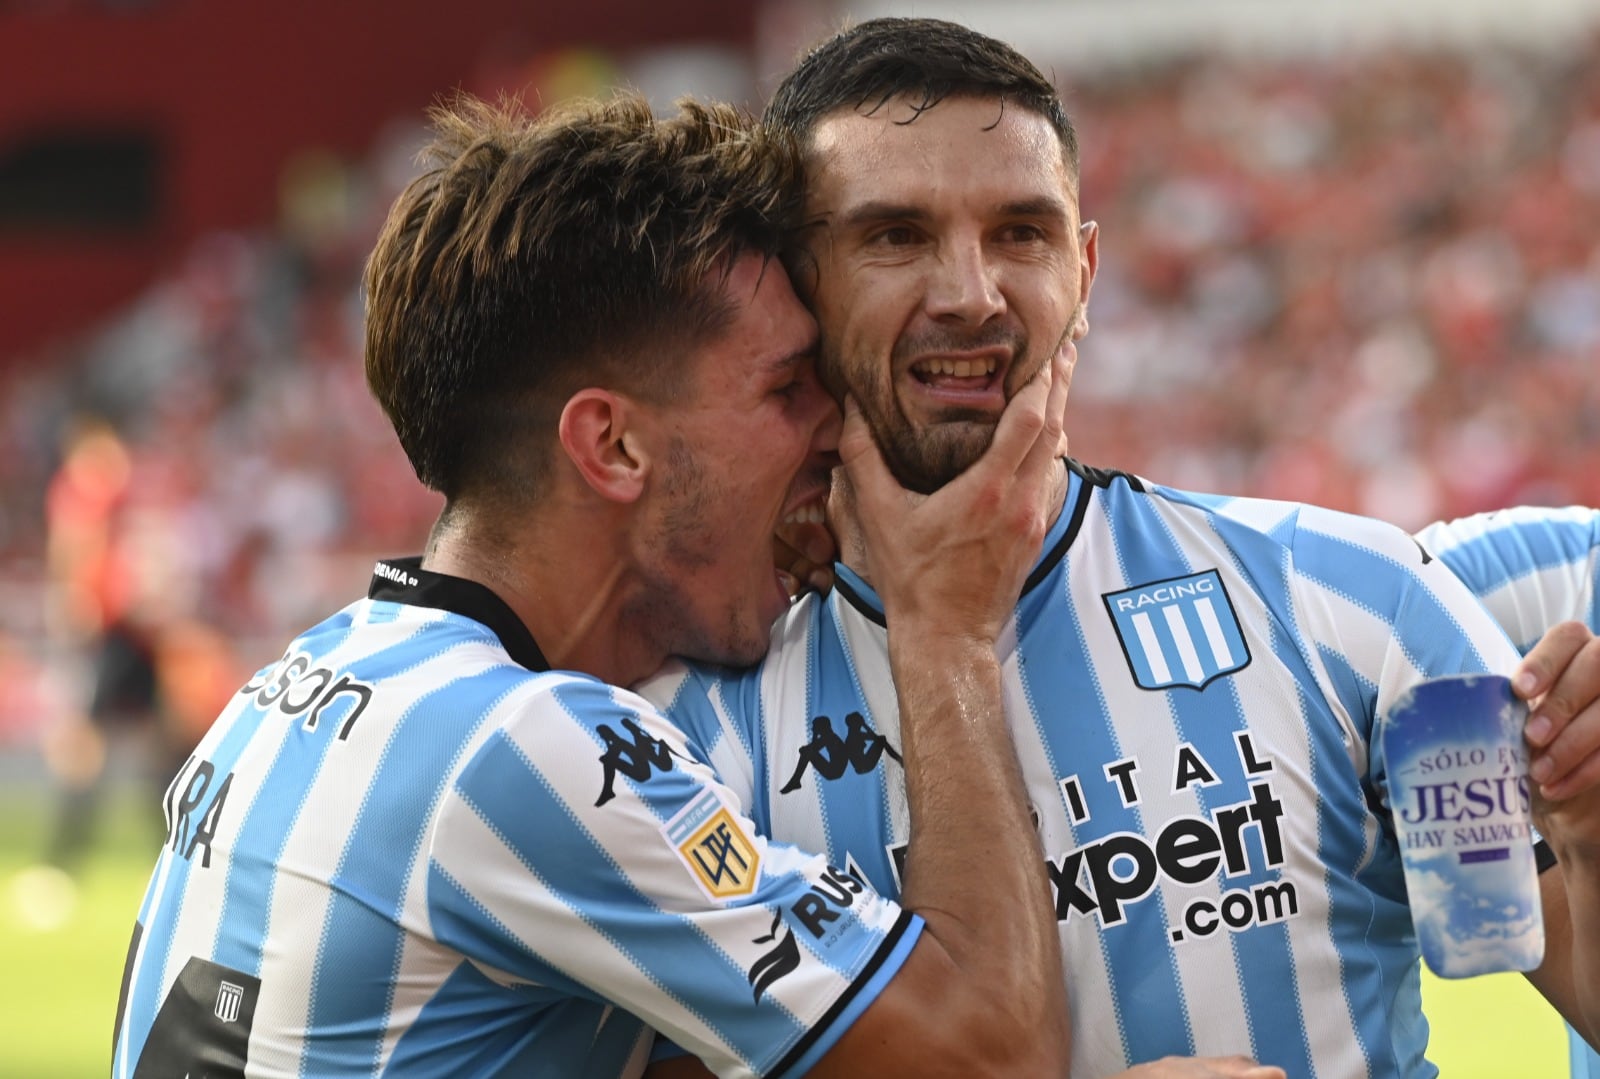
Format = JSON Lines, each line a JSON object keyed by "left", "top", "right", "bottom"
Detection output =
{"left": 112, "top": 559, "right": 918, "bottom": 1079}
{"left": 1418, "top": 505, "right": 1600, "bottom": 652}
{"left": 1421, "top": 504, "right": 1600, "bottom": 1077}
{"left": 641, "top": 462, "right": 1530, "bottom": 1079}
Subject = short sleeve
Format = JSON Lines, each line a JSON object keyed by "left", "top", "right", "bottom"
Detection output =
{"left": 426, "top": 674, "right": 919, "bottom": 1079}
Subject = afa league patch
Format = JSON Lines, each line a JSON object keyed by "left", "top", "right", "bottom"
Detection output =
{"left": 663, "top": 788, "right": 762, "bottom": 901}
{"left": 1104, "top": 569, "right": 1250, "bottom": 691}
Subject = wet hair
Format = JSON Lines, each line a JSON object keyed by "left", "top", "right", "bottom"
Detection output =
{"left": 764, "top": 16, "right": 1078, "bottom": 175}
{"left": 364, "top": 91, "right": 804, "bottom": 503}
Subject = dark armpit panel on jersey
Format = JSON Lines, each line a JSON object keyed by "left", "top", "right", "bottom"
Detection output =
{"left": 133, "top": 956, "right": 261, "bottom": 1079}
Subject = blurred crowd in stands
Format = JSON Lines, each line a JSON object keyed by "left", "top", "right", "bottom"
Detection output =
{"left": 0, "top": 33, "right": 1597, "bottom": 809}
{"left": 1070, "top": 34, "right": 1600, "bottom": 522}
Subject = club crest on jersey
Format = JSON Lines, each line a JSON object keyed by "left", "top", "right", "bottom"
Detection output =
{"left": 1104, "top": 569, "right": 1249, "bottom": 691}
{"left": 663, "top": 788, "right": 762, "bottom": 901}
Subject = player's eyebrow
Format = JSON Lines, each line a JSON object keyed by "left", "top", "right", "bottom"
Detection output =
{"left": 835, "top": 201, "right": 930, "bottom": 230}
{"left": 837, "top": 195, "right": 1072, "bottom": 229}
{"left": 765, "top": 337, "right": 820, "bottom": 376}
{"left": 996, "top": 195, "right": 1072, "bottom": 221}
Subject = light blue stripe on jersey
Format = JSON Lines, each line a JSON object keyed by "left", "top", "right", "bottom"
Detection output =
{"left": 1291, "top": 635, "right": 1422, "bottom": 1077}
{"left": 386, "top": 907, "right": 646, "bottom": 1076}
{"left": 1572, "top": 1027, "right": 1600, "bottom": 1078}
{"left": 1429, "top": 508, "right": 1600, "bottom": 650}
{"left": 1114, "top": 487, "right": 1302, "bottom": 1068}
{"left": 1147, "top": 504, "right": 1316, "bottom": 1076}
{"left": 1434, "top": 510, "right": 1597, "bottom": 595}
{"left": 433, "top": 688, "right": 813, "bottom": 1070}
{"left": 811, "top": 597, "right": 900, "bottom": 879}
{"left": 1014, "top": 559, "right": 1161, "bottom": 1063}
{"left": 301, "top": 662, "right": 526, "bottom": 1074}
{"left": 120, "top": 610, "right": 361, "bottom": 1069}
{"left": 1292, "top": 522, "right": 1496, "bottom": 680}
{"left": 212, "top": 613, "right": 368, "bottom": 978}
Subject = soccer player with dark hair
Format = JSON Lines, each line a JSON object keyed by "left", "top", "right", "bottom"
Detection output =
{"left": 109, "top": 91, "right": 1086, "bottom": 1077}
{"left": 642, "top": 18, "right": 1600, "bottom": 1078}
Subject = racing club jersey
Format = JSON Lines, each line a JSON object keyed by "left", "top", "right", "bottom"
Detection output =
{"left": 1419, "top": 504, "right": 1600, "bottom": 653}
{"left": 641, "top": 462, "right": 1557, "bottom": 1079}
{"left": 1421, "top": 503, "right": 1600, "bottom": 1079}
{"left": 112, "top": 560, "right": 917, "bottom": 1079}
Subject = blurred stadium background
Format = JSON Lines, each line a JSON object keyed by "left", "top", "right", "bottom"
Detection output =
{"left": 1, "top": 1, "right": 1597, "bottom": 1075}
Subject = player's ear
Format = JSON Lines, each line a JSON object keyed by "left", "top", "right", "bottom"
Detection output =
{"left": 1072, "top": 221, "right": 1099, "bottom": 340}
{"left": 558, "top": 389, "right": 654, "bottom": 503}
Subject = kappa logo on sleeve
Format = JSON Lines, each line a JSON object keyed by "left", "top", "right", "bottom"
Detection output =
{"left": 1104, "top": 569, "right": 1250, "bottom": 691}
{"left": 663, "top": 789, "right": 762, "bottom": 900}
{"left": 595, "top": 718, "right": 689, "bottom": 807}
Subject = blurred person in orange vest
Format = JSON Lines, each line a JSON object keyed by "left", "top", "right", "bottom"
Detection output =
{"left": 39, "top": 415, "right": 186, "bottom": 872}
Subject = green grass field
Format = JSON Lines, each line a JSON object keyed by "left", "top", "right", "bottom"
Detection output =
{"left": 0, "top": 782, "right": 1574, "bottom": 1078}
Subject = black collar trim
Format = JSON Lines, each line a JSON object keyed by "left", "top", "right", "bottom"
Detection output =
{"left": 834, "top": 458, "right": 1105, "bottom": 627}
{"left": 367, "top": 557, "right": 550, "bottom": 672}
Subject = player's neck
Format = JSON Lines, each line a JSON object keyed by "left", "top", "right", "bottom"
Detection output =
{"left": 421, "top": 506, "right": 665, "bottom": 687}
{"left": 833, "top": 458, "right": 1070, "bottom": 594}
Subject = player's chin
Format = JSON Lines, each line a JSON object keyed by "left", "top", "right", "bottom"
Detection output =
{"left": 697, "top": 576, "right": 785, "bottom": 669}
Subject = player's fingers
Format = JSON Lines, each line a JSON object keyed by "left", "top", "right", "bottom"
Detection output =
{"left": 804, "top": 564, "right": 835, "bottom": 596}
{"left": 836, "top": 395, "right": 907, "bottom": 518}
{"left": 1014, "top": 343, "right": 1074, "bottom": 489}
{"left": 1535, "top": 726, "right": 1600, "bottom": 801}
{"left": 1531, "top": 687, "right": 1600, "bottom": 797}
{"left": 1523, "top": 626, "right": 1600, "bottom": 751}
{"left": 1202, "top": 1059, "right": 1285, "bottom": 1079}
{"left": 948, "top": 345, "right": 1053, "bottom": 493}
{"left": 775, "top": 511, "right": 836, "bottom": 569}
{"left": 1514, "top": 620, "right": 1594, "bottom": 709}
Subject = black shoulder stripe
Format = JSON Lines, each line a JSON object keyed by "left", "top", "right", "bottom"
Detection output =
{"left": 1068, "top": 457, "right": 1145, "bottom": 493}
{"left": 768, "top": 910, "right": 918, "bottom": 1079}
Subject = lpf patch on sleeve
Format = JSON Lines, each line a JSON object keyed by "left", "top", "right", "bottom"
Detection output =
{"left": 663, "top": 788, "right": 762, "bottom": 901}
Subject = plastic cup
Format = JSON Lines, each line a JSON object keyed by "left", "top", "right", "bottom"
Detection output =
{"left": 1381, "top": 673, "right": 1544, "bottom": 978}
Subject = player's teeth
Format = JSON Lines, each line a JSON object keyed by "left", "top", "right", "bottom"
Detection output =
{"left": 920, "top": 358, "right": 996, "bottom": 377}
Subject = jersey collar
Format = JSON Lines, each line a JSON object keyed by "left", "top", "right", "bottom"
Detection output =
{"left": 833, "top": 459, "right": 1093, "bottom": 626}
{"left": 367, "top": 557, "right": 551, "bottom": 671}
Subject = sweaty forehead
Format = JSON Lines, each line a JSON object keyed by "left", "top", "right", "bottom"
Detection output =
{"left": 804, "top": 95, "right": 1072, "bottom": 202}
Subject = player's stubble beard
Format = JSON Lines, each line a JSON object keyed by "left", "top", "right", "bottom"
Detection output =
{"left": 826, "top": 308, "right": 1078, "bottom": 495}
{"left": 631, "top": 436, "right": 769, "bottom": 670}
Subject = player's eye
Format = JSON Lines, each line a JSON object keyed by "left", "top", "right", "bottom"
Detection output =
{"left": 868, "top": 225, "right": 918, "bottom": 246}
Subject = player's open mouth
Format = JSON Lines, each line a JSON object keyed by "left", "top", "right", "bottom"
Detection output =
{"left": 913, "top": 355, "right": 998, "bottom": 382}
{"left": 782, "top": 501, "right": 826, "bottom": 526}
{"left": 908, "top": 351, "right": 1006, "bottom": 406}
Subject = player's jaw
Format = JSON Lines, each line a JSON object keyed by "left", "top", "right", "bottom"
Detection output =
{"left": 833, "top": 326, "right": 1057, "bottom": 495}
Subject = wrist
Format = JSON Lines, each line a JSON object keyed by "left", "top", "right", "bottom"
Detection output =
{"left": 887, "top": 618, "right": 1002, "bottom": 660}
